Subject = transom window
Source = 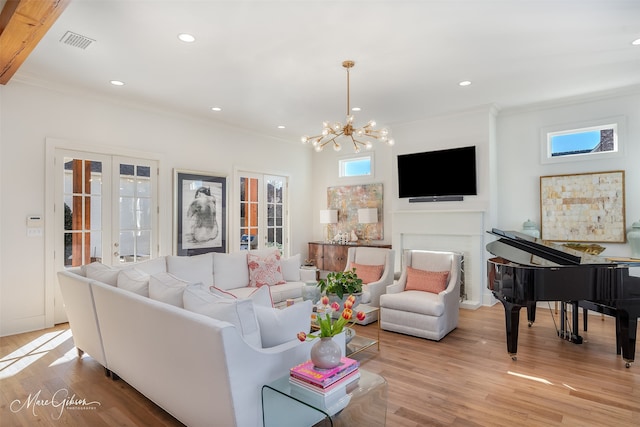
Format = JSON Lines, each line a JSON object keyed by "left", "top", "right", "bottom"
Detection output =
{"left": 541, "top": 117, "right": 624, "bottom": 164}
{"left": 339, "top": 154, "right": 373, "bottom": 177}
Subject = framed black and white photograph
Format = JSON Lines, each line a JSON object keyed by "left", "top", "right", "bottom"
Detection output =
{"left": 174, "top": 170, "right": 227, "bottom": 255}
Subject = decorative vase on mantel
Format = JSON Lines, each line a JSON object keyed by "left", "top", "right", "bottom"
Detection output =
{"left": 310, "top": 337, "right": 342, "bottom": 369}
{"left": 628, "top": 220, "right": 640, "bottom": 259}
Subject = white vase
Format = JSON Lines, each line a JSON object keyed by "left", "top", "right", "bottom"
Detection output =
{"left": 628, "top": 220, "right": 640, "bottom": 259}
{"left": 310, "top": 337, "right": 341, "bottom": 369}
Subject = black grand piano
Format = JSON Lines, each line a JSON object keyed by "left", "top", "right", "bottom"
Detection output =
{"left": 486, "top": 228, "right": 640, "bottom": 368}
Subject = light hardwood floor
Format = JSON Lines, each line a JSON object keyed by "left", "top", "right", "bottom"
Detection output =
{"left": 1, "top": 304, "right": 639, "bottom": 426}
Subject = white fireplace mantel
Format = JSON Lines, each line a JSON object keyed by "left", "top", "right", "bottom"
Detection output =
{"left": 392, "top": 210, "right": 488, "bottom": 309}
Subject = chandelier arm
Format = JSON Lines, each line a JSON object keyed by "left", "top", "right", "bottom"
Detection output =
{"left": 319, "top": 132, "right": 343, "bottom": 147}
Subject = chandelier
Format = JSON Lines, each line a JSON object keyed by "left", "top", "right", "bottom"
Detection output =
{"left": 301, "top": 60, "right": 394, "bottom": 153}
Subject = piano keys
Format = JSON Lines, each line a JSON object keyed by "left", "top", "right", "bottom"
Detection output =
{"left": 486, "top": 228, "right": 640, "bottom": 368}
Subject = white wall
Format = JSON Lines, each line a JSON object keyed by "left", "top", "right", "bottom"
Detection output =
{"left": 0, "top": 81, "right": 314, "bottom": 336}
{"left": 310, "top": 89, "right": 640, "bottom": 308}
{"left": 496, "top": 88, "right": 640, "bottom": 257}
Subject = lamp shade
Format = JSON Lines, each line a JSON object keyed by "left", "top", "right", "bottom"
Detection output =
{"left": 319, "top": 209, "right": 338, "bottom": 224}
{"left": 358, "top": 208, "right": 378, "bottom": 224}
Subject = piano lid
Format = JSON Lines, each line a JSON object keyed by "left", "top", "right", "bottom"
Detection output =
{"left": 486, "top": 228, "right": 612, "bottom": 268}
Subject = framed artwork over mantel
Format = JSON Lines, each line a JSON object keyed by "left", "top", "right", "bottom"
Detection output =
{"left": 174, "top": 169, "right": 227, "bottom": 255}
{"left": 540, "top": 170, "right": 625, "bottom": 243}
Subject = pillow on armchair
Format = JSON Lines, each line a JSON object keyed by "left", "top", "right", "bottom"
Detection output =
{"left": 404, "top": 267, "right": 450, "bottom": 294}
{"left": 350, "top": 262, "right": 384, "bottom": 284}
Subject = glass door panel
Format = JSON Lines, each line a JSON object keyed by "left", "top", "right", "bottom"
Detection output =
{"left": 240, "top": 176, "right": 259, "bottom": 250}
{"left": 62, "top": 158, "right": 104, "bottom": 267}
{"left": 114, "top": 161, "right": 155, "bottom": 264}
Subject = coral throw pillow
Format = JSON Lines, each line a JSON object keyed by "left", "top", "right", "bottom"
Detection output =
{"left": 405, "top": 267, "right": 450, "bottom": 294}
{"left": 247, "top": 249, "right": 286, "bottom": 287}
{"left": 350, "top": 263, "right": 384, "bottom": 284}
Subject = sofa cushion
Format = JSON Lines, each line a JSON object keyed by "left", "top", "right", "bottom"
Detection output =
{"left": 280, "top": 254, "right": 301, "bottom": 282}
{"left": 117, "top": 267, "right": 150, "bottom": 296}
{"left": 83, "top": 262, "right": 119, "bottom": 286}
{"left": 131, "top": 256, "right": 167, "bottom": 275}
{"left": 350, "top": 262, "right": 384, "bottom": 284}
{"left": 183, "top": 283, "right": 262, "bottom": 348}
{"left": 247, "top": 249, "right": 285, "bottom": 287}
{"left": 254, "top": 300, "right": 312, "bottom": 348}
{"left": 213, "top": 252, "right": 249, "bottom": 290}
{"left": 405, "top": 267, "right": 450, "bottom": 294}
{"left": 149, "top": 272, "right": 191, "bottom": 307}
{"left": 209, "top": 283, "right": 273, "bottom": 308}
{"left": 167, "top": 253, "right": 213, "bottom": 286}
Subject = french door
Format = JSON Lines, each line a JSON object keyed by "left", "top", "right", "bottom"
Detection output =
{"left": 238, "top": 172, "right": 288, "bottom": 255}
{"left": 53, "top": 149, "right": 158, "bottom": 322}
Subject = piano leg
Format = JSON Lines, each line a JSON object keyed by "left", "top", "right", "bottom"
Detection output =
{"left": 617, "top": 310, "right": 637, "bottom": 368}
{"left": 526, "top": 302, "right": 536, "bottom": 327}
{"left": 501, "top": 300, "right": 521, "bottom": 360}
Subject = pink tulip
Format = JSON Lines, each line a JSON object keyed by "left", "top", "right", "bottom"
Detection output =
{"left": 356, "top": 311, "right": 366, "bottom": 321}
{"left": 344, "top": 299, "right": 353, "bottom": 309}
{"left": 347, "top": 295, "right": 356, "bottom": 303}
{"left": 297, "top": 332, "right": 307, "bottom": 342}
{"left": 321, "top": 296, "right": 329, "bottom": 306}
{"left": 331, "top": 302, "right": 340, "bottom": 312}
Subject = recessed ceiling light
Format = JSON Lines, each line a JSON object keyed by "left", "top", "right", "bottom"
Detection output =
{"left": 110, "top": 80, "right": 125, "bottom": 86}
{"left": 351, "top": 107, "right": 361, "bottom": 112}
{"left": 178, "top": 33, "right": 196, "bottom": 43}
{"left": 459, "top": 81, "right": 472, "bottom": 87}
{"left": 277, "top": 125, "right": 286, "bottom": 129}
{"left": 211, "top": 107, "right": 222, "bottom": 112}
{"left": 632, "top": 38, "right": 640, "bottom": 46}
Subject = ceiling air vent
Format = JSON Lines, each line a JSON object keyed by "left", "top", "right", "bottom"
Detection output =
{"left": 59, "top": 31, "right": 95, "bottom": 50}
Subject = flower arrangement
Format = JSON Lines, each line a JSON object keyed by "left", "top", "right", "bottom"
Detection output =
{"left": 297, "top": 295, "right": 366, "bottom": 341}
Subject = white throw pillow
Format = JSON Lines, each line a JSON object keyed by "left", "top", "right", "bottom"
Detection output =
{"left": 254, "top": 300, "right": 313, "bottom": 348}
{"left": 117, "top": 267, "right": 150, "bottom": 296}
{"left": 83, "top": 262, "right": 119, "bottom": 286}
{"left": 149, "top": 272, "right": 191, "bottom": 307}
{"left": 130, "top": 257, "right": 167, "bottom": 275}
{"left": 212, "top": 252, "right": 249, "bottom": 290}
{"left": 183, "top": 283, "right": 262, "bottom": 348}
{"left": 166, "top": 253, "right": 213, "bottom": 286}
{"left": 209, "top": 284, "right": 273, "bottom": 307}
{"left": 247, "top": 249, "right": 285, "bottom": 287}
{"left": 280, "top": 254, "right": 301, "bottom": 282}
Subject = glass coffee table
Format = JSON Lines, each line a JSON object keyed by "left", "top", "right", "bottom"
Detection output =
{"left": 261, "top": 369, "right": 387, "bottom": 427}
{"left": 346, "top": 305, "right": 380, "bottom": 357}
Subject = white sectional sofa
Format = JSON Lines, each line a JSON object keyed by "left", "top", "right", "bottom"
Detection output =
{"left": 57, "top": 250, "right": 341, "bottom": 427}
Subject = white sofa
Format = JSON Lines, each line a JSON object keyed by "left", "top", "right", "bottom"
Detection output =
{"left": 57, "top": 250, "right": 342, "bottom": 427}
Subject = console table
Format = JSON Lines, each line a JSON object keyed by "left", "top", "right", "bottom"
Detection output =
{"left": 262, "top": 369, "right": 387, "bottom": 426}
{"left": 308, "top": 242, "right": 392, "bottom": 272}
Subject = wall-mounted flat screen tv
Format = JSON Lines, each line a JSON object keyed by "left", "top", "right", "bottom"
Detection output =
{"left": 397, "top": 145, "right": 477, "bottom": 199}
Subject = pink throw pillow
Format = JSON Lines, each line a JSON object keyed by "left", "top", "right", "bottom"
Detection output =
{"left": 350, "top": 263, "right": 384, "bottom": 284}
{"left": 247, "top": 249, "right": 286, "bottom": 287}
{"left": 405, "top": 267, "right": 450, "bottom": 294}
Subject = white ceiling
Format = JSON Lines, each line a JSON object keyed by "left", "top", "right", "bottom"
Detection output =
{"left": 13, "top": 0, "right": 640, "bottom": 144}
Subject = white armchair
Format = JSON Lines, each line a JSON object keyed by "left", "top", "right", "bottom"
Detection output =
{"left": 344, "top": 246, "right": 395, "bottom": 325}
{"left": 380, "top": 250, "right": 462, "bottom": 341}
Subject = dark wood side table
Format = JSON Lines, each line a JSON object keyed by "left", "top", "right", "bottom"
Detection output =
{"left": 308, "top": 242, "right": 392, "bottom": 272}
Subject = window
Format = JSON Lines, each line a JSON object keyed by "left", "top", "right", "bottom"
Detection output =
{"left": 238, "top": 172, "right": 288, "bottom": 254}
{"left": 541, "top": 117, "right": 624, "bottom": 164}
{"left": 339, "top": 154, "right": 373, "bottom": 177}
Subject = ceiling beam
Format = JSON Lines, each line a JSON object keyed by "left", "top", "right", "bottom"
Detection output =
{"left": 0, "top": 0, "right": 70, "bottom": 85}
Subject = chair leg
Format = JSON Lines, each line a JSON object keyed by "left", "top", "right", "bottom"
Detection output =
{"left": 77, "top": 348, "right": 84, "bottom": 358}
